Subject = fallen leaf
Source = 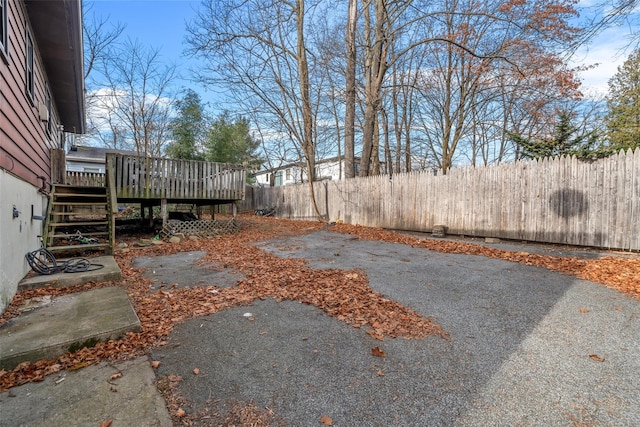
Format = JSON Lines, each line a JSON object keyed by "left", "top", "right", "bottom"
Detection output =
{"left": 151, "top": 360, "right": 160, "bottom": 369}
{"left": 377, "top": 370, "right": 384, "bottom": 376}
{"left": 320, "top": 415, "right": 333, "bottom": 425}
{"left": 109, "top": 372, "right": 123, "bottom": 381}
{"left": 68, "top": 362, "right": 90, "bottom": 371}
{"left": 588, "top": 354, "right": 605, "bottom": 362}
{"left": 371, "top": 347, "right": 386, "bottom": 357}
{"left": 366, "top": 329, "right": 384, "bottom": 341}
{"left": 176, "top": 408, "right": 186, "bottom": 418}
{"left": 100, "top": 420, "right": 113, "bottom": 427}
{"left": 578, "top": 308, "right": 589, "bottom": 313}
{"left": 193, "top": 368, "right": 200, "bottom": 375}
{"left": 168, "top": 374, "right": 182, "bottom": 382}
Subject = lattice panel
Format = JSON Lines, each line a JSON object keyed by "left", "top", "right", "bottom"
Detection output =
{"left": 161, "top": 219, "right": 240, "bottom": 239}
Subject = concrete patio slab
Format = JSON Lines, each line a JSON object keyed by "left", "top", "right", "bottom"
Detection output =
{"left": 0, "top": 356, "right": 171, "bottom": 427}
{"left": 18, "top": 256, "right": 122, "bottom": 290}
{"left": 0, "top": 287, "right": 140, "bottom": 370}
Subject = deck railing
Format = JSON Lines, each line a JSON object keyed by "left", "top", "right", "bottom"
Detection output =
{"left": 106, "top": 153, "right": 246, "bottom": 200}
{"left": 65, "top": 170, "right": 106, "bottom": 187}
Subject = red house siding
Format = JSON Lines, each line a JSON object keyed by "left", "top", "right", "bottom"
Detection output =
{"left": 0, "top": 0, "right": 60, "bottom": 189}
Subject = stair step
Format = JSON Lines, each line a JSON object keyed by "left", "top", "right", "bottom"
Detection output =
{"left": 49, "top": 221, "right": 109, "bottom": 227}
{"left": 51, "top": 232, "right": 108, "bottom": 238}
{"left": 52, "top": 202, "right": 107, "bottom": 206}
{"left": 53, "top": 184, "right": 105, "bottom": 190}
{"left": 46, "top": 243, "right": 109, "bottom": 252}
{"left": 54, "top": 194, "right": 107, "bottom": 199}
{"left": 51, "top": 212, "right": 107, "bottom": 216}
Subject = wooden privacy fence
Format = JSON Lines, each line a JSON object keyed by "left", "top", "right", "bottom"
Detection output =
{"left": 106, "top": 153, "right": 246, "bottom": 201}
{"left": 249, "top": 149, "right": 640, "bottom": 251}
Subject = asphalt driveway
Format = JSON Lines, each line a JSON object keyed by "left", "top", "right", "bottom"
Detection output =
{"left": 151, "top": 231, "right": 640, "bottom": 426}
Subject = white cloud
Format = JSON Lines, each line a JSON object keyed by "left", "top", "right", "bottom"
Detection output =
{"left": 572, "top": 1, "right": 639, "bottom": 96}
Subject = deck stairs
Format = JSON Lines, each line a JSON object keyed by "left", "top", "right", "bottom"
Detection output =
{"left": 43, "top": 185, "right": 113, "bottom": 254}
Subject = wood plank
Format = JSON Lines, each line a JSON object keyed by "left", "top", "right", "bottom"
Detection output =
{"left": 47, "top": 243, "right": 109, "bottom": 252}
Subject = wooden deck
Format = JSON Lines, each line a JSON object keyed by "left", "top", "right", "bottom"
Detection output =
{"left": 49, "top": 154, "right": 246, "bottom": 254}
{"left": 106, "top": 153, "right": 246, "bottom": 204}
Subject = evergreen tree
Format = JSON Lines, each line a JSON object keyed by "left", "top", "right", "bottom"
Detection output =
{"left": 205, "top": 112, "right": 263, "bottom": 171}
{"left": 166, "top": 89, "right": 206, "bottom": 160}
{"left": 511, "top": 112, "right": 604, "bottom": 160}
{"left": 605, "top": 49, "right": 640, "bottom": 151}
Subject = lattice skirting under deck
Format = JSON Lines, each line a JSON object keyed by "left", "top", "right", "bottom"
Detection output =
{"left": 161, "top": 219, "right": 240, "bottom": 239}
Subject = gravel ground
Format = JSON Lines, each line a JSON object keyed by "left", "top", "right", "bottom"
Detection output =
{"left": 152, "top": 231, "right": 640, "bottom": 426}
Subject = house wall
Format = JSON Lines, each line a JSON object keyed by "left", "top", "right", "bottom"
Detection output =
{"left": 254, "top": 163, "right": 332, "bottom": 187}
{"left": 0, "top": 1, "right": 63, "bottom": 312}
{"left": 1, "top": 0, "right": 61, "bottom": 187}
{"left": 255, "top": 167, "right": 301, "bottom": 187}
{"left": 66, "top": 160, "right": 105, "bottom": 173}
{"left": 316, "top": 161, "right": 342, "bottom": 180}
{"left": 0, "top": 170, "right": 47, "bottom": 312}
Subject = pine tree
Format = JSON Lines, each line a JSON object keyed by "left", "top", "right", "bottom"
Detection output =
{"left": 166, "top": 89, "right": 206, "bottom": 160}
{"left": 513, "top": 112, "right": 602, "bottom": 160}
{"left": 205, "top": 112, "right": 263, "bottom": 173}
{"left": 605, "top": 49, "right": 640, "bottom": 151}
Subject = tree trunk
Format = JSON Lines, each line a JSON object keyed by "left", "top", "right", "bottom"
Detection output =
{"left": 344, "top": 0, "right": 357, "bottom": 179}
{"left": 359, "top": 0, "right": 388, "bottom": 177}
{"left": 296, "top": 0, "right": 324, "bottom": 221}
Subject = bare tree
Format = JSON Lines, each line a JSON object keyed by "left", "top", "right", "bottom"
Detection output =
{"left": 187, "top": 0, "right": 327, "bottom": 220}
{"left": 82, "top": 3, "right": 126, "bottom": 81}
{"left": 185, "top": 0, "right": 589, "bottom": 185}
{"left": 82, "top": 4, "right": 126, "bottom": 146}
{"left": 574, "top": 0, "right": 640, "bottom": 53}
{"left": 349, "top": 0, "right": 584, "bottom": 174}
{"left": 95, "top": 39, "right": 177, "bottom": 157}
{"left": 344, "top": 0, "right": 358, "bottom": 178}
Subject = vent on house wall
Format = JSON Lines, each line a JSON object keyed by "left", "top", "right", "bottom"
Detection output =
{"left": 38, "top": 102, "right": 49, "bottom": 122}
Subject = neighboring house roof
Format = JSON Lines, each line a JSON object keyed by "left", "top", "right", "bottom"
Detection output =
{"left": 66, "top": 146, "right": 138, "bottom": 165}
{"left": 24, "top": 0, "right": 85, "bottom": 134}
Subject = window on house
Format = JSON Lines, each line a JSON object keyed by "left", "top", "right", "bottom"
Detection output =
{"left": 0, "top": 0, "right": 8, "bottom": 62}
{"left": 285, "top": 168, "right": 291, "bottom": 180}
{"left": 25, "top": 26, "right": 34, "bottom": 102}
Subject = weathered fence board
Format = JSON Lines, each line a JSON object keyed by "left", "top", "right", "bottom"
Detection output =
{"left": 106, "top": 153, "right": 246, "bottom": 201}
{"left": 65, "top": 171, "right": 105, "bottom": 187}
{"left": 248, "top": 149, "right": 640, "bottom": 251}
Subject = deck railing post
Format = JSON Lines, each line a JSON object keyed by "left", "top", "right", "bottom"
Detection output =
{"left": 161, "top": 198, "right": 167, "bottom": 227}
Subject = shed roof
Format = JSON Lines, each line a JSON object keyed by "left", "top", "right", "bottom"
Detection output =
{"left": 66, "top": 145, "right": 138, "bottom": 164}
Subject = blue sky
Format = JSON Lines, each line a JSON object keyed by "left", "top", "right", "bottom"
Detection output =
{"left": 86, "top": 0, "right": 221, "bottom": 106}
{"left": 86, "top": 0, "right": 637, "bottom": 100}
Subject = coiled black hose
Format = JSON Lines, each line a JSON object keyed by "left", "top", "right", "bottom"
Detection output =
{"left": 25, "top": 248, "right": 104, "bottom": 275}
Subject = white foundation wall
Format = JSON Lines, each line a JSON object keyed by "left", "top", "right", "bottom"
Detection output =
{"left": 0, "top": 170, "right": 47, "bottom": 313}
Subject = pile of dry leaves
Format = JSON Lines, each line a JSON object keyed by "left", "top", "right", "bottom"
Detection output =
{"left": 1, "top": 216, "right": 638, "bottom": 397}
